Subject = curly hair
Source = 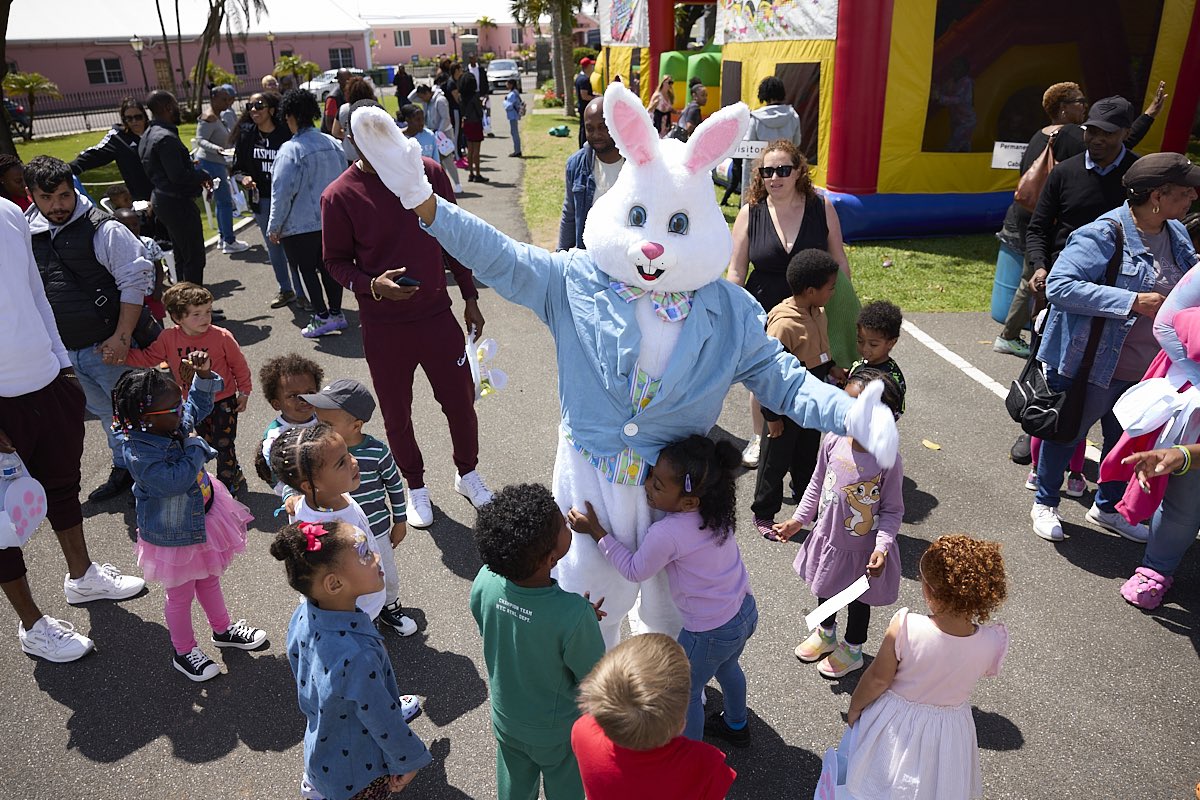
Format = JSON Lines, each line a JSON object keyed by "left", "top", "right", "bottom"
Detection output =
{"left": 343, "top": 76, "right": 376, "bottom": 105}
{"left": 577, "top": 633, "right": 691, "bottom": 750}
{"left": 1042, "top": 82, "right": 1082, "bottom": 120}
{"left": 786, "top": 248, "right": 840, "bottom": 295}
{"left": 845, "top": 367, "right": 903, "bottom": 420}
{"left": 110, "top": 367, "right": 178, "bottom": 434}
{"left": 474, "top": 483, "right": 561, "bottom": 581}
{"left": 919, "top": 534, "right": 1007, "bottom": 623}
{"left": 259, "top": 353, "right": 324, "bottom": 408}
{"left": 757, "top": 76, "right": 787, "bottom": 105}
{"left": 270, "top": 519, "right": 353, "bottom": 597}
{"left": 656, "top": 435, "right": 740, "bottom": 543}
{"left": 746, "top": 140, "right": 815, "bottom": 206}
{"left": 279, "top": 89, "right": 320, "bottom": 128}
{"left": 857, "top": 299, "right": 903, "bottom": 340}
{"left": 267, "top": 423, "right": 338, "bottom": 505}
{"left": 162, "top": 281, "right": 214, "bottom": 322}
{"left": 23, "top": 155, "right": 73, "bottom": 194}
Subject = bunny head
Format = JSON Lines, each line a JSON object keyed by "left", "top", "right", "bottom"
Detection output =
{"left": 582, "top": 83, "right": 749, "bottom": 293}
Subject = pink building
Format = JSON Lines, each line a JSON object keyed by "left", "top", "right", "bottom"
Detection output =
{"left": 6, "top": 0, "right": 370, "bottom": 97}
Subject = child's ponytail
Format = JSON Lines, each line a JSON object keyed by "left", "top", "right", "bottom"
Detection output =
{"left": 658, "top": 435, "right": 740, "bottom": 543}
{"left": 270, "top": 520, "right": 349, "bottom": 596}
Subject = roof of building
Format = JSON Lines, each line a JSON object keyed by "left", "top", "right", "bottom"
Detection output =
{"left": 349, "top": 0, "right": 548, "bottom": 27}
{"left": 7, "top": 0, "right": 368, "bottom": 43}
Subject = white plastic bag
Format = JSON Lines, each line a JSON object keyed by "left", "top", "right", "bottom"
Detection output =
{"left": 465, "top": 326, "right": 508, "bottom": 402}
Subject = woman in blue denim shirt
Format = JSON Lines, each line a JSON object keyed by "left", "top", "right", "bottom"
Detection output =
{"left": 1031, "top": 153, "right": 1199, "bottom": 543}
{"left": 117, "top": 354, "right": 267, "bottom": 681}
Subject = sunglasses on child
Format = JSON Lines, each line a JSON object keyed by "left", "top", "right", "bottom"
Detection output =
{"left": 143, "top": 401, "right": 184, "bottom": 418}
{"left": 759, "top": 165, "right": 795, "bottom": 178}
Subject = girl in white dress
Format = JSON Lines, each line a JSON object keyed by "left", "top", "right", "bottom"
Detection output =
{"left": 843, "top": 534, "right": 1009, "bottom": 800}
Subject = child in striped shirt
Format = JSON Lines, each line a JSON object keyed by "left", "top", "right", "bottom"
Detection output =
{"left": 285, "top": 378, "right": 418, "bottom": 636}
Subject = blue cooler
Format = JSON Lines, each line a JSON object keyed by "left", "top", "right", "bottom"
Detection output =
{"left": 990, "top": 240, "right": 1024, "bottom": 324}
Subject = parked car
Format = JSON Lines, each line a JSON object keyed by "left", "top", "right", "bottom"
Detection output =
{"left": 299, "top": 68, "right": 365, "bottom": 102}
{"left": 486, "top": 59, "right": 520, "bottom": 88}
{"left": 4, "top": 98, "right": 31, "bottom": 141}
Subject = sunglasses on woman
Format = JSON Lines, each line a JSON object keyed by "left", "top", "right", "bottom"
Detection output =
{"left": 248, "top": 100, "right": 268, "bottom": 110}
{"left": 759, "top": 165, "right": 794, "bottom": 178}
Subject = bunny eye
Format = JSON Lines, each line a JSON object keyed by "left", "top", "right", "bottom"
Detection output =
{"left": 627, "top": 205, "right": 648, "bottom": 228}
{"left": 667, "top": 212, "right": 689, "bottom": 235}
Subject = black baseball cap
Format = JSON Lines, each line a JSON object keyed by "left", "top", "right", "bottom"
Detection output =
{"left": 1082, "top": 96, "right": 1134, "bottom": 132}
{"left": 1123, "top": 152, "right": 1200, "bottom": 191}
{"left": 300, "top": 379, "right": 376, "bottom": 422}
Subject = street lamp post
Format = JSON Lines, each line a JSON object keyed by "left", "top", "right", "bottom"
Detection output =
{"left": 451, "top": 22, "right": 459, "bottom": 60}
{"left": 129, "top": 35, "right": 149, "bottom": 90}
{"left": 266, "top": 31, "right": 276, "bottom": 66}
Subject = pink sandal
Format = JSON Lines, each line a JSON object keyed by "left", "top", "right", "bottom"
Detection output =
{"left": 1120, "top": 566, "right": 1174, "bottom": 610}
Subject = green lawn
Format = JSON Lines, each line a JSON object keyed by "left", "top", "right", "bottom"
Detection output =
{"left": 17, "top": 125, "right": 228, "bottom": 241}
{"left": 518, "top": 113, "right": 581, "bottom": 248}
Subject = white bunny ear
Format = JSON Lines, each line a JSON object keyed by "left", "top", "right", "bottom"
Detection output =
{"left": 682, "top": 102, "right": 750, "bottom": 176}
{"left": 603, "top": 82, "right": 659, "bottom": 167}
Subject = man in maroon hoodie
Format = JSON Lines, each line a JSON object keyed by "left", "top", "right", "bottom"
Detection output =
{"left": 321, "top": 100, "right": 491, "bottom": 529}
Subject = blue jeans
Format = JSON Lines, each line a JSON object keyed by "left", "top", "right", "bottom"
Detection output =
{"left": 678, "top": 593, "right": 758, "bottom": 740}
{"left": 198, "top": 159, "right": 235, "bottom": 244}
{"left": 68, "top": 345, "right": 130, "bottom": 469}
{"left": 509, "top": 118, "right": 521, "bottom": 153}
{"left": 252, "top": 195, "right": 304, "bottom": 298}
{"left": 1144, "top": 466, "right": 1200, "bottom": 576}
{"left": 1035, "top": 368, "right": 1134, "bottom": 509}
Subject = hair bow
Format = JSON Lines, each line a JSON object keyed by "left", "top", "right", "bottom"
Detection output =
{"left": 299, "top": 522, "right": 329, "bottom": 552}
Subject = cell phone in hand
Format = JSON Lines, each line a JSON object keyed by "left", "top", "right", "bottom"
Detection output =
{"left": 395, "top": 276, "right": 421, "bottom": 287}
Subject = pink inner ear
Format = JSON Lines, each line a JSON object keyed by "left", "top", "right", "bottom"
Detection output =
{"left": 610, "top": 100, "right": 657, "bottom": 167}
{"left": 684, "top": 116, "right": 742, "bottom": 175}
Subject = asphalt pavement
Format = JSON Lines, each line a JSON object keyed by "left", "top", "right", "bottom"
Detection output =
{"left": 1, "top": 121, "right": 1197, "bottom": 800}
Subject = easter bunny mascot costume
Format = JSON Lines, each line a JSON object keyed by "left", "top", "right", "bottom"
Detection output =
{"left": 351, "top": 84, "right": 898, "bottom": 647}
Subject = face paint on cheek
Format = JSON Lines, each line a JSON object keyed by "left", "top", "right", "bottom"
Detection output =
{"left": 352, "top": 529, "right": 373, "bottom": 566}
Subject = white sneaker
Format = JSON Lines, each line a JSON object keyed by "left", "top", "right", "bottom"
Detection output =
{"left": 299, "top": 775, "right": 325, "bottom": 800}
{"left": 408, "top": 487, "right": 433, "bottom": 528}
{"left": 64, "top": 562, "right": 145, "bottom": 604}
{"left": 452, "top": 182, "right": 463, "bottom": 193}
{"left": 454, "top": 469, "right": 494, "bottom": 508}
{"left": 1031, "top": 503, "right": 1064, "bottom": 542}
{"left": 1086, "top": 503, "right": 1149, "bottom": 543}
{"left": 19, "top": 616, "right": 94, "bottom": 663}
{"left": 741, "top": 435, "right": 761, "bottom": 469}
{"left": 220, "top": 239, "right": 251, "bottom": 254}
{"left": 400, "top": 694, "right": 422, "bottom": 722}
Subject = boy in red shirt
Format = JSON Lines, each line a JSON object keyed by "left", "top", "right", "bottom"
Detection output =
{"left": 571, "top": 634, "right": 737, "bottom": 800}
{"left": 124, "top": 282, "right": 252, "bottom": 494}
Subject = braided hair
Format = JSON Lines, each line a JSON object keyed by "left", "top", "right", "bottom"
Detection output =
{"left": 110, "top": 368, "right": 178, "bottom": 435}
{"left": 656, "top": 435, "right": 741, "bottom": 543}
{"left": 270, "top": 519, "right": 352, "bottom": 597}
{"left": 268, "top": 423, "right": 337, "bottom": 507}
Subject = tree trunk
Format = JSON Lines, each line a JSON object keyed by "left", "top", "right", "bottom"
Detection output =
{"left": 155, "top": 0, "right": 178, "bottom": 94}
{"left": 0, "top": 0, "right": 16, "bottom": 156}
{"left": 549, "top": 7, "right": 566, "bottom": 106}
{"left": 174, "top": 0, "right": 190, "bottom": 105}
{"left": 556, "top": 6, "right": 575, "bottom": 118}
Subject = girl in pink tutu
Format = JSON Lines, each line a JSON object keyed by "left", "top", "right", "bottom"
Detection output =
{"left": 114, "top": 353, "right": 267, "bottom": 682}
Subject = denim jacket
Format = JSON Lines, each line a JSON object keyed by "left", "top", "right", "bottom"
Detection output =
{"left": 557, "top": 144, "right": 595, "bottom": 251}
{"left": 122, "top": 373, "right": 223, "bottom": 545}
{"left": 1039, "top": 203, "right": 1196, "bottom": 389}
{"left": 267, "top": 127, "right": 346, "bottom": 238}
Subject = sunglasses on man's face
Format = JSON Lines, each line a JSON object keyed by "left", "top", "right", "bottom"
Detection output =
{"left": 123, "top": 114, "right": 146, "bottom": 123}
{"left": 248, "top": 101, "right": 268, "bottom": 110}
{"left": 759, "top": 165, "right": 795, "bottom": 178}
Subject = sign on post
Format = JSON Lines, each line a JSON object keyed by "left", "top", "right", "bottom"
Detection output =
{"left": 733, "top": 140, "right": 767, "bottom": 160}
{"left": 991, "top": 142, "right": 1027, "bottom": 170}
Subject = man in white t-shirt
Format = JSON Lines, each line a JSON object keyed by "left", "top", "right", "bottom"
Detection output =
{"left": 558, "top": 97, "right": 625, "bottom": 251}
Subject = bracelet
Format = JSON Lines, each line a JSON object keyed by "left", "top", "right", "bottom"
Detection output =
{"left": 1171, "top": 445, "right": 1192, "bottom": 476}
{"left": 369, "top": 276, "right": 382, "bottom": 302}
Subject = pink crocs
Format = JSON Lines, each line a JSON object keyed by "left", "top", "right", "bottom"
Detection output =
{"left": 1120, "top": 566, "right": 1174, "bottom": 610}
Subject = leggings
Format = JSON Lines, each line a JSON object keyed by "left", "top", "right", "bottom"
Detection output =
{"left": 1031, "top": 437, "right": 1086, "bottom": 473}
{"left": 819, "top": 598, "right": 870, "bottom": 646}
{"left": 164, "top": 575, "right": 230, "bottom": 654}
{"left": 196, "top": 395, "right": 243, "bottom": 492}
{"left": 281, "top": 230, "right": 343, "bottom": 317}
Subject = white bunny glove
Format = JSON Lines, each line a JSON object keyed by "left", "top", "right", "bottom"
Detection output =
{"left": 349, "top": 105, "right": 433, "bottom": 209}
{"left": 844, "top": 379, "right": 899, "bottom": 469}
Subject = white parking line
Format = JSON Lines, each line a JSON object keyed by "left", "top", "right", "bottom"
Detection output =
{"left": 902, "top": 320, "right": 1102, "bottom": 463}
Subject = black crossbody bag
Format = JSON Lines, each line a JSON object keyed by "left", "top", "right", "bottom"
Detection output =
{"left": 50, "top": 237, "right": 163, "bottom": 350}
{"left": 1005, "top": 221, "right": 1124, "bottom": 442}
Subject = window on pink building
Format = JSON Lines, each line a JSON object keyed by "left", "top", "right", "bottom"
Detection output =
{"left": 430, "top": 29, "right": 446, "bottom": 46}
{"left": 511, "top": 29, "right": 524, "bottom": 45}
{"left": 85, "top": 57, "right": 124, "bottom": 85}
{"left": 395, "top": 30, "right": 412, "bottom": 47}
{"left": 232, "top": 52, "right": 248, "bottom": 77}
{"left": 329, "top": 48, "right": 355, "bottom": 69}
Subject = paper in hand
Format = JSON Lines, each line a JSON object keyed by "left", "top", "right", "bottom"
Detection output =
{"left": 804, "top": 575, "right": 870, "bottom": 631}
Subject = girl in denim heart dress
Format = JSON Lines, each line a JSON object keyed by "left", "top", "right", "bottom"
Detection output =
{"left": 114, "top": 352, "right": 266, "bottom": 682}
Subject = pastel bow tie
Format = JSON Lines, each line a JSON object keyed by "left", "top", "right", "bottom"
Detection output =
{"left": 610, "top": 282, "right": 693, "bottom": 323}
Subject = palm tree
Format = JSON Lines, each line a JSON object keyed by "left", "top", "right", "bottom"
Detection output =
{"left": 511, "top": 0, "right": 580, "bottom": 116}
{"left": 274, "top": 55, "right": 320, "bottom": 91}
{"left": 183, "top": 0, "right": 269, "bottom": 114}
{"left": 477, "top": 15, "right": 498, "bottom": 54}
{"left": 2, "top": 71, "right": 62, "bottom": 133}
{"left": 154, "top": 0, "right": 178, "bottom": 94}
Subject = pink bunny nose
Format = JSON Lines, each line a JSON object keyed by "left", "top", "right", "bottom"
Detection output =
{"left": 641, "top": 242, "right": 665, "bottom": 260}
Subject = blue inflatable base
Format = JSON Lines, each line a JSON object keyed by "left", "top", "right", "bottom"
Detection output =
{"left": 824, "top": 190, "right": 1010, "bottom": 242}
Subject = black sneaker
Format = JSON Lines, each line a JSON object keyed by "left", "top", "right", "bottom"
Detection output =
{"left": 704, "top": 711, "right": 751, "bottom": 748}
{"left": 87, "top": 467, "right": 133, "bottom": 502}
{"left": 173, "top": 646, "right": 221, "bottom": 681}
{"left": 295, "top": 296, "right": 313, "bottom": 313}
{"left": 212, "top": 619, "right": 268, "bottom": 649}
{"left": 377, "top": 601, "right": 418, "bottom": 636}
{"left": 269, "top": 290, "right": 295, "bottom": 308}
